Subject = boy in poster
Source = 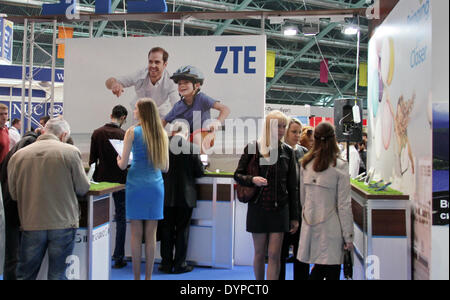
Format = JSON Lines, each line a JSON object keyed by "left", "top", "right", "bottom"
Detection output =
{"left": 162, "top": 65, "right": 230, "bottom": 152}
{"left": 163, "top": 65, "right": 230, "bottom": 131}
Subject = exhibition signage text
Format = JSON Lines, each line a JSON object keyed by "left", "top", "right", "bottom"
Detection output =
{"left": 42, "top": 0, "right": 168, "bottom": 19}
{"left": 40, "top": 0, "right": 380, "bottom": 20}
{"left": 0, "top": 18, "right": 13, "bottom": 65}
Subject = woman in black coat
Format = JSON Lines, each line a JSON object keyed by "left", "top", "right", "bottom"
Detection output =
{"left": 278, "top": 118, "right": 310, "bottom": 280}
{"left": 234, "top": 110, "right": 299, "bottom": 280}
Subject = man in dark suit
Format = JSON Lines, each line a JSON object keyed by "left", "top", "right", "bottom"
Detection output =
{"left": 89, "top": 105, "right": 128, "bottom": 269}
{"left": 159, "top": 123, "right": 204, "bottom": 274}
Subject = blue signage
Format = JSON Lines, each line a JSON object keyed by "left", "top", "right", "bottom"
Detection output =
{"left": 0, "top": 19, "right": 3, "bottom": 59}
{"left": 127, "top": 0, "right": 167, "bottom": 13}
{"left": 42, "top": 0, "right": 78, "bottom": 16}
{"left": 1, "top": 100, "right": 64, "bottom": 130}
{"left": 0, "top": 18, "right": 14, "bottom": 64}
{"left": 0, "top": 65, "right": 64, "bottom": 82}
{"left": 42, "top": 0, "right": 167, "bottom": 16}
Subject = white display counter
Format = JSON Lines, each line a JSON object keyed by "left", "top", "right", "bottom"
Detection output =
{"left": 119, "top": 174, "right": 238, "bottom": 269}
{"left": 351, "top": 183, "right": 411, "bottom": 280}
{"left": 38, "top": 184, "right": 124, "bottom": 280}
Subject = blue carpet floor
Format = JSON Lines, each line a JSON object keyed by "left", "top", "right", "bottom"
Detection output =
{"left": 111, "top": 261, "right": 290, "bottom": 280}
{"left": 1, "top": 261, "right": 344, "bottom": 280}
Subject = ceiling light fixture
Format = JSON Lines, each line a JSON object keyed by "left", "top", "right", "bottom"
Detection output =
{"left": 283, "top": 25, "right": 298, "bottom": 36}
{"left": 342, "top": 24, "right": 359, "bottom": 35}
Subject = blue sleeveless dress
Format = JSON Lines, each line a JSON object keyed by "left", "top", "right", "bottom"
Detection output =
{"left": 125, "top": 126, "right": 164, "bottom": 220}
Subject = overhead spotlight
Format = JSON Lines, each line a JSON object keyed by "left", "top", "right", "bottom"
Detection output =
{"left": 342, "top": 24, "right": 359, "bottom": 35}
{"left": 283, "top": 25, "right": 298, "bottom": 36}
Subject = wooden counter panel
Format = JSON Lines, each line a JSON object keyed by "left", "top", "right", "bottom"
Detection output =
{"left": 217, "top": 184, "right": 231, "bottom": 201}
{"left": 371, "top": 209, "right": 406, "bottom": 236}
{"left": 197, "top": 184, "right": 213, "bottom": 201}
{"left": 78, "top": 197, "right": 110, "bottom": 228}
{"left": 79, "top": 201, "right": 88, "bottom": 228}
{"left": 196, "top": 184, "right": 233, "bottom": 202}
{"left": 352, "top": 199, "right": 364, "bottom": 230}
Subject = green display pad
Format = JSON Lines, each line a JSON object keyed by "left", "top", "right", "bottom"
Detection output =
{"left": 351, "top": 179, "right": 403, "bottom": 196}
{"left": 89, "top": 182, "right": 122, "bottom": 192}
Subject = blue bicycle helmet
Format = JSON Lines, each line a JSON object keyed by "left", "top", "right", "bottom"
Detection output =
{"left": 171, "top": 65, "right": 205, "bottom": 85}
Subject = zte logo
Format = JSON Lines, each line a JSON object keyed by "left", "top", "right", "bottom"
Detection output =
{"left": 214, "top": 46, "right": 256, "bottom": 74}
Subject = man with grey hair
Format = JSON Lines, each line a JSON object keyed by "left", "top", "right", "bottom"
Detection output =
{"left": 7, "top": 117, "right": 90, "bottom": 280}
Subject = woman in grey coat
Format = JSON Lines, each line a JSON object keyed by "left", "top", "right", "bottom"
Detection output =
{"left": 297, "top": 122, "right": 354, "bottom": 280}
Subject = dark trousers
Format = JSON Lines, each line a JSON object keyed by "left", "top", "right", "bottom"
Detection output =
{"left": 112, "top": 190, "right": 126, "bottom": 262}
{"left": 3, "top": 200, "right": 21, "bottom": 280}
{"left": 159, "top": 207, "right": 193, "bottom": 268}
{"left": 309, "top": 264, "right": 341, "bottom": 280}
{"left": 279, "top": 230, "right": 310, "bottom": 280}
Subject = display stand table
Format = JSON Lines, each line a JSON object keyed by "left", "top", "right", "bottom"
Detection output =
{"left": 351, "top": 182, "right": 411, "bottom": 280}
{"left": 38, "top": 183, "right": 125, "bottom": 280}
{"left": 121, "top": 173, "right": 236, "bottom": 269}
{"left": 186, "top": 174, "right": 236, "bottom": 268}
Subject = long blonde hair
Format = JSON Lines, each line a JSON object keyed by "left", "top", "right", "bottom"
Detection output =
{"left": 259, "top": 110, "right": 288, "bottom": 156}
{"left": 137, "top": 98, "right": 169, "bottom": 171}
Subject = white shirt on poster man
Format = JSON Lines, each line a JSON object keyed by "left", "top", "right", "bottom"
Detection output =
{"left": 117, "top": 67, "right": 178, "bottom": 117}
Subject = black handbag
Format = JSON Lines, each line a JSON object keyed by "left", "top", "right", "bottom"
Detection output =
{"left": 236, "top": 153, "right": 259, "bottom": 203}
{"left": 236, "top": 145, "right": 269, "bottom": 204}
{"left": 343, "top": 249, "right": 353, "bottom": 280}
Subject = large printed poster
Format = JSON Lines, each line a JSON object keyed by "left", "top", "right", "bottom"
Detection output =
{"left": 367, "top": 0, "right": 432, "bottom": 279}
{"left": 64, "top": 35, "right": 266, "bottom": 154}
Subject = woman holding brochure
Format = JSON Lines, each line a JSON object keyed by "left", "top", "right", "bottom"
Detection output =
{"left": 117, "top": 98, "right": 169, "bottom": 280}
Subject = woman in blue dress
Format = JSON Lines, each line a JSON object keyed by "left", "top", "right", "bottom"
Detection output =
{"left": 117, "top": 98, "right": 169, "bottom": 280}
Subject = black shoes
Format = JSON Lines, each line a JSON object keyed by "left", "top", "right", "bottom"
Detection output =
{"left": 173, "top": 265, "right": 194, "bottom": 274}
{"left": 158, "top": 264, "right": 173, "bottom": 274}
{"left": 112, "top": 260, "right": 127, "bottom": 269}
{"left": 158, "top": 263, "right": 194, "bottom": 274}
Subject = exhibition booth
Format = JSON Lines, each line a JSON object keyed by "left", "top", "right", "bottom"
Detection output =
{"left": 0, "top": 0, "right": 448, "bottom": 280}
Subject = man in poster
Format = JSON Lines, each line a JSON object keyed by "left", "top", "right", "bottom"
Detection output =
{"left": 105, "top": 47, "right": 178, "bottom": 118}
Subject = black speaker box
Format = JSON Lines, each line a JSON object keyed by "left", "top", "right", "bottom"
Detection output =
{"left": 334, "top": 98, "right": 363, "bottom": 143}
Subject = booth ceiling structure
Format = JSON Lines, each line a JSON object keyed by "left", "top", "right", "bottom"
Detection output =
{"left": 0, "top": 0, "right": 371, "bottom": 107}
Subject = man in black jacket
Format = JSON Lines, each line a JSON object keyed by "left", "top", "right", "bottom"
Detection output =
{"left": 0, "top": 131, "right": 39, "bottom": 280}
{"left": 89, "top": 105, "right": 128, "bottom": 269}
{"left": 159, "top": 123, "right": 204, "bottom": 274}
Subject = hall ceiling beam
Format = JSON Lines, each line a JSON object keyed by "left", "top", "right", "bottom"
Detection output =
{"left": 213, "top": 0, "right": 252, "bottom": 35}
{"left": 0, "top": 0, "right": 370, "bottom": 34}
{"left": 271, "top": 82, "right": 366, "bottom": 96}
{"left": 6, "top": 7, "right": 368, "bottom": 23}
{"left": 94, "top": 0, "right": 121, "bottom": 37}
{"left": 280, "top": 67, "right": 354, "bottom": 81}
{"left": 280, "top": 0, "right": 366, "bottom": 9}
{"left": 2, "top": 2, "right": 367, "bottom": 50}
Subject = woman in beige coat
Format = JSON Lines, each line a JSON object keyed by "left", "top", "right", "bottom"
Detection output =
{"left": 297, "top": 122, "right": 354, "bottom": 280}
